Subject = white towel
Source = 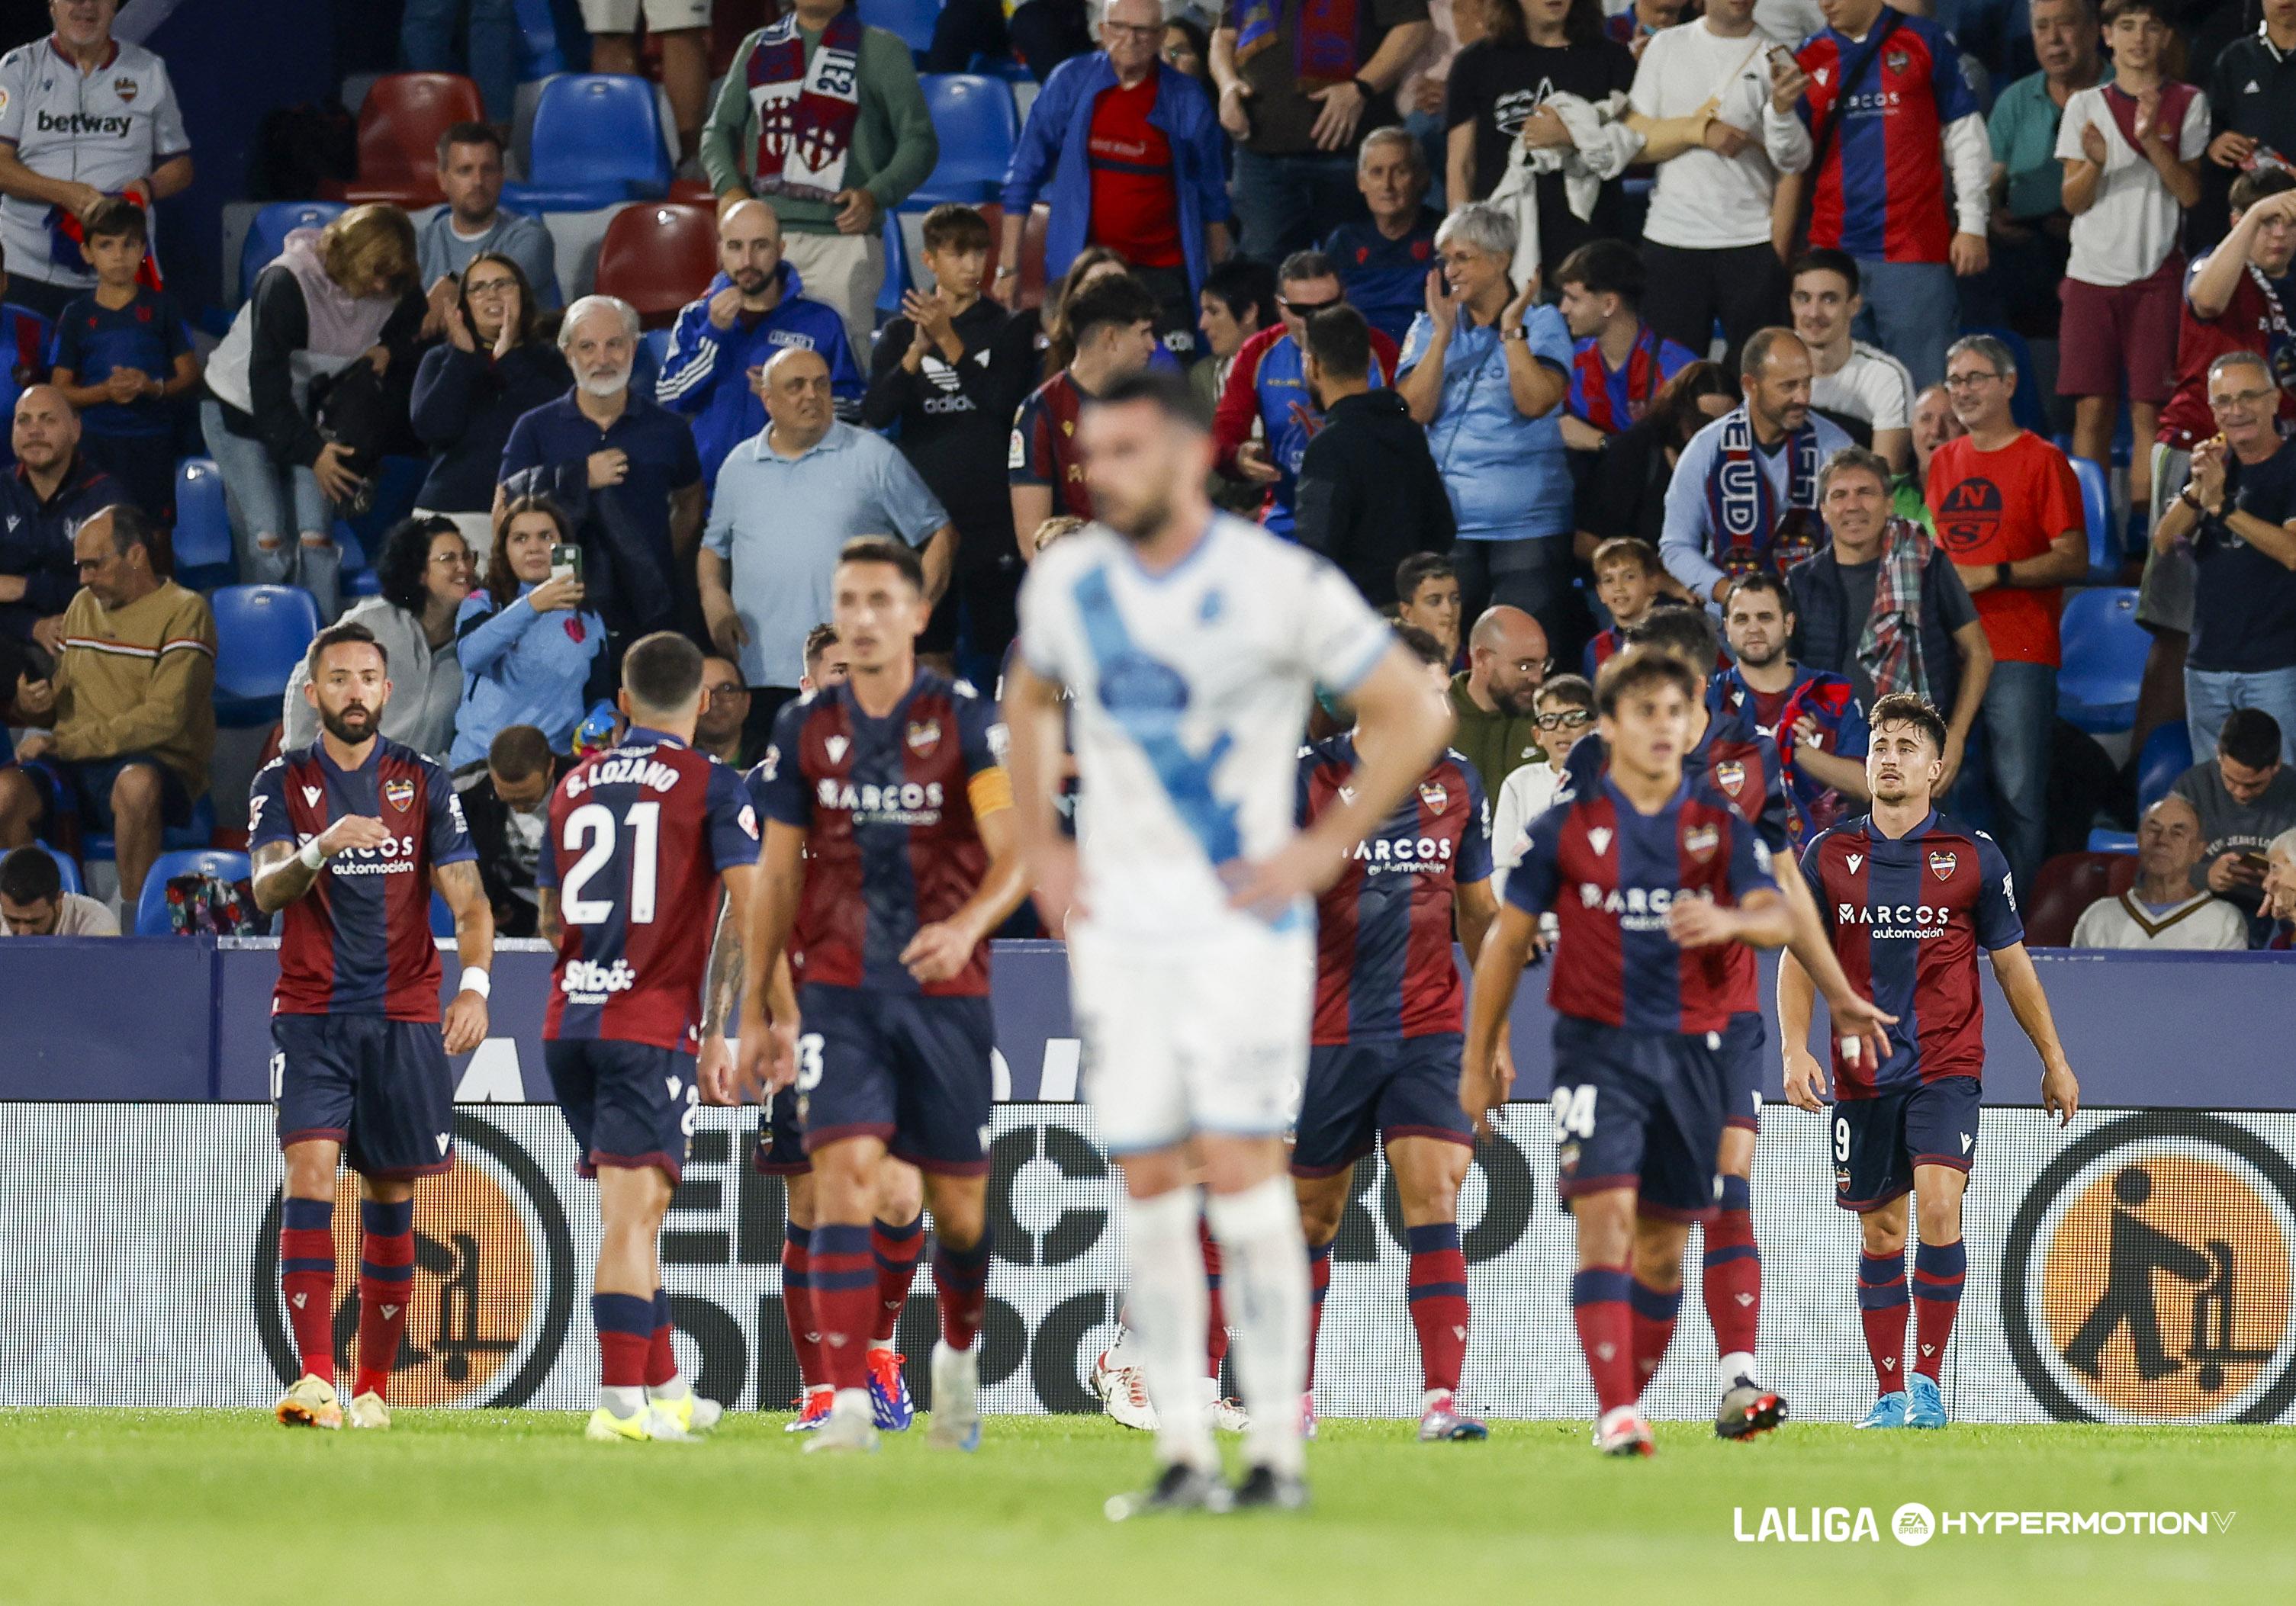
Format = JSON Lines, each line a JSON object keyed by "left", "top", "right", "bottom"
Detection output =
{"left": 1486, "top": 90, "right": 1645, "bottom": 284}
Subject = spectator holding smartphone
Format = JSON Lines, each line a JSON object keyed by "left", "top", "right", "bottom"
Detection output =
{"left": 2170, "top": 707, "right": 2296, "bottom": 943}
{"left": 449, "top": 494, "right": 605, "bottom": 769}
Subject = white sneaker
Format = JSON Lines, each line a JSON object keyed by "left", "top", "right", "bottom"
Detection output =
{"left": 802, "top": 1393, "right": 879, "bottom": 1454}
{"left": 926, "top": 1340, "right": 982, "bottom": 1451}
{"left": 1092, "top": 1346, "right": 1158, "bottom": 1432}
{"left": 1201, "top": 1376, "right": 1249, "bottom": 1435}
{"left": 345, "top": 1391, "right": 390, "bottom": 1430}
{"left": 1592, "top": 1405, "right": 1654, "bottom": 1458}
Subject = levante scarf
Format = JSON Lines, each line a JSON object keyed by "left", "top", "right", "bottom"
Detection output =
{"left": 746, "top": 8, "right": 865, "bottom": 202}
{"left": 1703, "top": 406, "right": 1821, "bottom": 576}
{"left": 1233, "top": 0, "right": 1360, "bottom": 87}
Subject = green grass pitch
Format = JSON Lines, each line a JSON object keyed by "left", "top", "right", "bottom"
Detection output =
{"left": 9, "top": 1410, "right": 2293, "bottom": 1606}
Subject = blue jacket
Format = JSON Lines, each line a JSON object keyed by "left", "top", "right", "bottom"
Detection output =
{"left": 654, "top": 264, "right": 863, "bottom": 491}
{"left": 1000, "top": 53, "right": 1230, "bottom": 300}
{"left": 450, "top": 583, "right": 606, "bottom": 769}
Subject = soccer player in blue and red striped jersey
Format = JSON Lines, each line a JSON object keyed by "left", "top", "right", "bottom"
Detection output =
{"left": 1780, "top": 692, "right": 2079, "bottom": 1429}
{"left": 537, "top": 631, "right": 762, "bottom": 1444}
{"left": 249, "top": 621, "right": 494, "bottom": 1433}
{"left": 1010, "top": 275, "right": 1165, "bottom": 543}
{"left": 1467, "top": 648, "right": 1792, "bottom": 1457}
{"left": 1777, "top": 0, "right": 1991, "bottom": 388}
{"left": 737, "top": 535, "right": 1030, "bottom": 1454}
{"left": 1556, "top": 243, "right": 1696, "bottom": 443}
{"left": 1293, "top": 625, "right": 1498, "bottom": 1444}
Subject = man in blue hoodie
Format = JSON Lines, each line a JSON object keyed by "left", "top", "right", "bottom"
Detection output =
{"left": 657, "top": 200, "right": 864, "bottom": 492}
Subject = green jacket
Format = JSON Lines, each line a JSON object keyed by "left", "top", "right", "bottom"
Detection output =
{"left": 699, "top": 21, "right": 939, "bottom": 235}
{"left": 1448, "top": 675, "right": 1543, "bottom": 801}
{"left": 1892, "top": 472, "right": 1934, "bottom": 535}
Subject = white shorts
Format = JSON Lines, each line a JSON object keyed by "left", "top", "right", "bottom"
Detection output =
{"left": 578, "top": 0, "right": 710, "bottom": 33}
{"left": 1068, "top": 918, "right": 1314, "bottom": 1156}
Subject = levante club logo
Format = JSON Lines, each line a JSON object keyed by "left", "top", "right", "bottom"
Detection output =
{"left": 252, "top": 1117, "right": 574, "bottom": 1405}
{"left": 2002, "top": 1113, "right": 2296, "bottom": 1423}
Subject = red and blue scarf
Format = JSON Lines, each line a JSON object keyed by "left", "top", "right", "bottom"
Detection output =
{"left": 745, "top": 7, "right": 865, "bottom": 202}
{"left": 1703, "top": 406, "right": 1822, "bottom": 577}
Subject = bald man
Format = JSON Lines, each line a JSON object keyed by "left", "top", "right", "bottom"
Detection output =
{"left": 1446, "top": 605, "right": 1551, "bottom": 797}
{"left": 658, "top": 198, "right": 863, "bottom": 490}
{"left": 701, "top": 345, "right": 954, "bottom": 750}
{"left": 0, "top": 385, "right": 113, "bottom": 679}
{"left": 2069, "top": 795, "right": 2249, "bottom": 949}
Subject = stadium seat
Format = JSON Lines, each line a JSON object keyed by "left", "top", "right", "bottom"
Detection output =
{"left": 594, "top": 203, "right": 719, "bottom": 329}
{"left": 502, "top": 75, "right": 673, "bottom": 211}
{"left": 860, "top": 0, "right": 944, "bottom": 56}
{"left": 172, "top": 458, "right": 234, "bottom": 589}
{"left": 909, "top": 75, "right": 1019, "bottom": 205}
{"left": 2068, "top": 455, "right": 2117, "bottom": 576}
{"left": 82, "top": 794, "right": 217, "bottom": 866}
{"left": 431, "top": 891, "right": 455, "bottom": 937}
{"left": 332, "top": 72, "right": 485, "bottom": 208}
{"left": 2025, "top": 850, "right": 2139, "bottom": 946}
{"left": 134, "top": 849, "right": 254, "bottom": 936}
{"left": 877, "top": 207, "right": 912, "bottom": 321}
{"left": 211, "top": 585, "right": 323, "bottom": 728}
{"left": 2056, "top": 587, "right": 2145, "bottom": 733}
{"left": 37, "top": 843, "right": 82, "bottom": 896}
{"left": 239, "top": 201, "right": 346, "bottom": 304}
{"left": 2136, "top": 722, "right": 2194, "bottom": 814}
{"left": 2088, "top": 828, "right": 2139, "bottom": 853}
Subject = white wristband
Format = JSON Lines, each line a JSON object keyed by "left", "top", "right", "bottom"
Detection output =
{"left": 458, "top": 967, "right": 490, "bottom": 999}
{"left": 297, "top": 838, "right": 327, "bottom": 870}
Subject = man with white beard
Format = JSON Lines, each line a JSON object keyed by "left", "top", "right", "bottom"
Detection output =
{"left": 499, "top": 294, "right": 706, "bottom": 649}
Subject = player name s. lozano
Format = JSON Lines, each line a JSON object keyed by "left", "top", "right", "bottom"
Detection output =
{"left": 564, "top": 756, "right": 684, "bottom": 797}
{"left": 559, "top": 959, "right": 638, "bottom": 1001}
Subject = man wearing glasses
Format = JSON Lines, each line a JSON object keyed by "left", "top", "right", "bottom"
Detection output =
{"left": 1925, "top": 333, "right": 2087, "bottom": 897}
{"left": 1442, "top": 602, "right": 1548, "bottom": 803}
{"left": 691, "top": 654, "right": 752, "bottom": 766}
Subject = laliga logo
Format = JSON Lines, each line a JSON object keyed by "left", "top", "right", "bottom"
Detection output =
{"left": 2002, "top": 1113, "right": 2296, "bottom": 1424}
{"left": 252, "top": 1117, "right": 574, "bottom": 1405}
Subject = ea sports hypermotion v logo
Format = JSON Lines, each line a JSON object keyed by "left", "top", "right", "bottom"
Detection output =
{"left": 252, "top": 1116, "right": 574, "bottom": 1405}
{"left": 2003, "top": 1113, "right": 2296, "bottom": 1423}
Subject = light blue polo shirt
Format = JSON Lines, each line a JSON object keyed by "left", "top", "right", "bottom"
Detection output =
{"left": 1399, "top": 302, "right": 1576, "bottom": 544}
{"left": 703, "top": 420, "right": 949, "bottom": 689}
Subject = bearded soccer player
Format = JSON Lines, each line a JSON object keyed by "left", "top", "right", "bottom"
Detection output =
{"left": 536, "top": 632, "right": 761, "bottom": 1443}
{"left": 736, "top": 536, "right": 1030, "bottom": 1454}
{"left": 251, "top": 622, "right": 494, "bottom": 1431}
{"left": 1561, "top": 605, "right": 1894, "bottom": 1436}
{"left": 1466, "top": 649, "right": 1791, "bottom": 1457}
{"left": 1780, "top": 693, "right": 2079, "bottom": 1429}
{"left": 1294, "top": 623, "right": 1500, "bottom": 1443}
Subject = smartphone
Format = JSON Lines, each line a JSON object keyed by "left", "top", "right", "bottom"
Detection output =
{"left": 549, "top": 543, "right": 583, "bottom": 586}
{"left": 2239, "top": 850, "right": 2272, "bottom": 872}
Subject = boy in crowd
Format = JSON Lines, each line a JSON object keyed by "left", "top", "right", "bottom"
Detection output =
{"left": 1395, "top": 552, "right": 1462, "bottom": 665}
{"left": 47, "top": 198, "right": 198, "bottom": 523}
{"left": 1584, "top": 538, "right": 1664, "bottom": 677}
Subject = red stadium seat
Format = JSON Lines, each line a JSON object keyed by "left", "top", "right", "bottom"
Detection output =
{"left": 2025, "top": 852, "right": 2140, "bottom": 948}
{"left": 594, "top": 203, "right": 721, "bottom": 329}
{"left": 330, "top": 72, "right": 485, "bottom": 208}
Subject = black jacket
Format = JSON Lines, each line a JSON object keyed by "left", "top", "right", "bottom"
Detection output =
{"left": 1291, "top": 388, "right": 1454, "bottom": 605}
{"left": 1788, "top": 544, "right": 1967, "bottom": 719}
{"left": 410, "top": 341, "right": 572, "bottom": 513}
{"left": 452, "top": 755, "right": 571, "bottom": 940}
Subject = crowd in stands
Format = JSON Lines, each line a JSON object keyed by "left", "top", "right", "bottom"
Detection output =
{"left": 3, "top": 0, "right": 2296, "bottom": 958}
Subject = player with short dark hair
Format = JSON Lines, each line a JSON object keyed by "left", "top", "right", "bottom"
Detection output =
{"left": 249, "top": 621, "right": 495, "bottom": 1432}
{"left": 1712, "top": 571, "right": 1871, "bottom": 840}
{"left": 1293, "top": 623, "right": 1499, "bottom": 1443}
{"left": 535, "top": 631, "right": 761, "bottom": 1443}
{"left": 734, "top": 535, "right": 1031, "bottom": 1454}
{"left": 1466, "top": 647, "right": 1793, "bottom": 1457}
{"left": 1781, "top": 692, "right": 2079, "bottom": 1430}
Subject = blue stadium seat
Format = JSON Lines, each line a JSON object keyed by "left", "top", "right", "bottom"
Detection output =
{"left": 344, "top": 568, "right": 384, "bottom": 599}
{"left": 211, "top": 585, "right": 323, "bottom": 728}
{"left": 635, "top": 326, "right": 672, "bottom": 400}
{"left": 82, "top": 793, "right": 217, "bottom": 864}
{"left": 2088, "top": 828, "right": 2139, "bottom": 854}
{"left": 240, "top": 202, "right": 346, "bottom": 304}
{"left": 502, "top": 75, "right": 672, "bottom": 210}
{"left": 135, "top": 848, "right": 253, "bottom": 936}
{"left": 2056, "top": 587, "right": 2145, "bottom": 734}
{"left": 877, "top": 207, "right": 912, "bottom": 322}
{"left": 908, "top": 75, "right": 1018, "bottom": 205}
{"left": 172, "top": 458, "right": 234, "bottom": 588}
{"left": 37, "top": 842, "right": 82, "bottom": 896}
{"left": 2136, "top": 721, "right": 2194, "bottom": 815}
{"left": 431, "top": 890, "right": 455, "bottom": 937}
{"left": 860, "top": 0, "right": 944, "bottom": 56}
{"left": 2067, "top": 455, "right": 2116, "bottom": 575}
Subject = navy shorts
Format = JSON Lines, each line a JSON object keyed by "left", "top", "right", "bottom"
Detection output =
{"left": 751, "top": 1087, "right": 809, "bottom": 1176}
{"left": 1832, "top": 1077, "right": 1982, "bottom": 1212}
{"left": 274, "top": 1013, "right": 455, "bottom": 1180}
{"left": 1720, "top": 1010, "right": 1766, "bottom": 1133}
{"left": 546, "top": 1038, "right": 698, "bottom": 1183}
{"left": 33, "top": 753, "right": 193, "bottom": 831}
{"left": 1548, "top": 1015, "right": 1725, "bottom": 1221}
{"left": 798, "top": 984, "right": 994, "bottom": 1176}
{"left": 1291, "top": 1033, "right": 1471, "bottom": 1177}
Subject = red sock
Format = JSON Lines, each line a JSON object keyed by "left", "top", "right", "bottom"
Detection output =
{"left": 1570, "top": 1264, "right": 1635, "bottom": 1416}
{"left": 279, "top": 1196, "right": 336, "bottom": 1386}
{"left": 933, "top": 1239, "right": 992, "bottom": 1350}
{"left": 353, "top": 1198, "right": 414, "bottom": 1401}
{"left": 1305, "top": 1239, "right": 1333, "bottom": 1387}
{"left": 646, "top": 1288, "right": 677, "bottom": 1388}
{"left": 809, "top": 1223, "right": 875, "bottom": 1392}
{"left": 870, "top": 1216, "right": 923, "bottom": 1347}
{"left": 1200, "top": 1220, "right": 1229, "bottom": 1382}
{"left": 1912, "top": 1239, "right": 1966, "bottom": 1382}
{"left": 1857, "top": 1250, "right": 1910, "bottom": 1392}
{"left": 782, "top": 1225, "right": 821, "bottom": 1392}
{"left": 593, "top": 1293, "right": 651, "bottom": 1388}
{"left": 1703, "top": 1175, "right": 1761, "bottom": 1363}
{"left": 1628, "top": 1276, "right": 1682, "bottom": 1395}
{"left": 1406, "top": 1223, "right": 1469, "bottom": 1394}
